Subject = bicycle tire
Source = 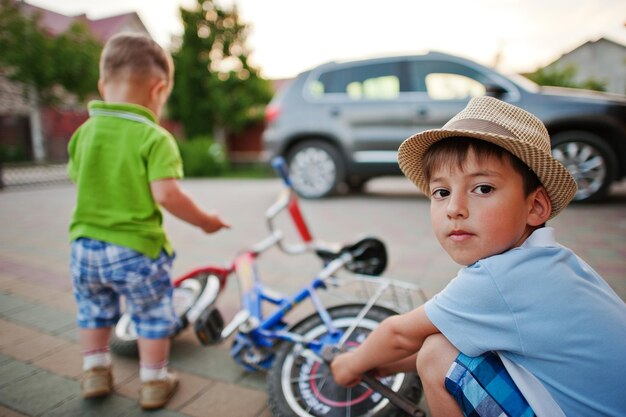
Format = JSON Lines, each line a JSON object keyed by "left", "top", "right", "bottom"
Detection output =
{"left": 267, "top": 304, "right": 423, "bottom": 417}
{"left": 109, "top": 273, "right": 208, "bottom": 357}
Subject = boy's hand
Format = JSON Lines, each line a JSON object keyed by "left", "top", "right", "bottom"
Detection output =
{"left": 201, "top": 213, "right": 230, "bottom": 233}
{"left": 151, "top": 179, "right": 231, "bottom": 233}
{"left": 330, "top": 351, "right": 363, "bottom": 387}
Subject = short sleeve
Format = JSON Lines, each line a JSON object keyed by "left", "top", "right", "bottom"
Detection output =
{"left": 425, "top": 262, "right": 522, "bottom": 356}
{"left": 146, "top": 134, "right": 183, "bottom": 181}
{"left": 67, "top": 130, "right": 80, "bottom": 182}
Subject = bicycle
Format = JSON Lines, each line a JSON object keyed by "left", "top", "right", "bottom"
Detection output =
{"left": 111, "top": 157, "right": 428, "bottom": 417}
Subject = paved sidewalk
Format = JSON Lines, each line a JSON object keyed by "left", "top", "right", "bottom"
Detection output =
{"left": 1, "top": 178, "right": 625, "bottom": 416}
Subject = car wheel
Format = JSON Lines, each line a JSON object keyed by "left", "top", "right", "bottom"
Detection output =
{"left": 287, "top": 141, "right": 345, "bottom": 198}
{"left": 346, "top": 176, "right": 368, "bottom": 193}
{"left": 551, "top": 131, "right": 616, "bottom": 203}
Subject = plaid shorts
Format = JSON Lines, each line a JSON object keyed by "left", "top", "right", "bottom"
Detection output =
{"left": 70, "top": 238, "right": 180, "bottom": 339}
{"left": 445, "top": 352, "right": 535, "bottom": 417}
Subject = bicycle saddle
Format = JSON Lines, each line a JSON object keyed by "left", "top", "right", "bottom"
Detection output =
{"left": 316, "top": 237, "right": 387, "bottom": 276}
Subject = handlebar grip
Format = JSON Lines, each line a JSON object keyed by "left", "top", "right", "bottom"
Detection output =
{"left": 271, "top": 157, "right": 292, "bottom": 187}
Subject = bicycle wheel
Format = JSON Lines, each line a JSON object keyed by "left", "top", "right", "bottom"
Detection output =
{"left": 109, "top": 273, "right": 208, "bottom": 357}
{"left": 267, "top": 304, "right": 422, "bottom": 417}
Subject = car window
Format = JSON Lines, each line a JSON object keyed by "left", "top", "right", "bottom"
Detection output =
{"left": 310, "top": 61, "right": 410, "bottom": 100}
{"left": 425, "top": 73, "right": 485, "bottom": 100}
{"left": 411, "top": 60, "right": 494, "bottom": 100}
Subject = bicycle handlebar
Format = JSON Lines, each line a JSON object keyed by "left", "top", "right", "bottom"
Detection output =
{"left": 264, "top": 157, "right": 319, "bottom": 255}
{"left": 271, "top": 156, "right": 292, "bottom": 187}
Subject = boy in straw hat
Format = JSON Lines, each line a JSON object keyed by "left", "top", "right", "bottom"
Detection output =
{"left": 330, "top": 96, "right": 626, "bottom": 417}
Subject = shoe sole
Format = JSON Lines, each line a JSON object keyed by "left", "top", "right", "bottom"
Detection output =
{"left": 83, "top": 388, "right": 111, "bottom": 399}
{"left": 140, "top": 380, "right": 179, "bottom": 409}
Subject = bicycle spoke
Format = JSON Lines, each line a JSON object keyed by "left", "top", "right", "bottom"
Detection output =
{"left": 338, "top": 282, "right": 389, "bottom": 347}
{"left": 288, "top": 373, "right": 327, "bottom": 384}
{"left": 306, "top": 370, "right": 332, "bottom": 415}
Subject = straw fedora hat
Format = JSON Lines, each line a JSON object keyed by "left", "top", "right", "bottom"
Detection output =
{"left": 397, "top": 96, "right": 576, "bottom": 219}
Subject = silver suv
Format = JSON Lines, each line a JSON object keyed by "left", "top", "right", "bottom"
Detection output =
{"left": 262, "top": 51, "right": 626, "bottom": 201}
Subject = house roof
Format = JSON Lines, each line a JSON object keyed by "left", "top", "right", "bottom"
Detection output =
{"left": 0, "top": 2, "right": 152, "bottom": 116}
{"left": 18, "top": 2, "right": 150, "bottom": 43}
{"left": 19, "top": 3, "right": 82, "bottom": 36}
{"left": 88, "top": 14, "right": 141, "bottom": 43}
{"left": 548, "top": 37, "right": 626, "bottom": 65}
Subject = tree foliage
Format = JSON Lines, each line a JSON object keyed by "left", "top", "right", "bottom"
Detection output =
{"left": 525, "top": 64, "right": 607, "bottom": 92}
{"left": 0, "top": 0, "right": 101, "bottom": 102}
{"left": 169, "top": 0, "right": 273, "bottom": 138}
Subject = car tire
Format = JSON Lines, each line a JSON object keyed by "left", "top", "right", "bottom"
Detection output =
{"left": 551, "top": 131, "right": 616, "bottom": 203}
{"left": 286, "top": 140, "right": 346, "bottom": 199}
{"left": 346, "top": 176, "right": 368, "bottom": 193}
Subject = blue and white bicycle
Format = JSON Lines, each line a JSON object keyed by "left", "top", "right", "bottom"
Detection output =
{"left": 111, "top": 157, "right": 427, "bottom": 417}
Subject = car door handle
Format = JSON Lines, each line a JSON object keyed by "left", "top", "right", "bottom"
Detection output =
{"left": 330, "top": 108, "right": 341, "bottom": 117}
{"left": 416, "top": 108, "right": 428, "bottom": 117}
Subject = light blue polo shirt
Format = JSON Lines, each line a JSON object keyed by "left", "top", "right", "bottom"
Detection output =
{"left": 425, "top": 227, "right": 626, "bottom": 417}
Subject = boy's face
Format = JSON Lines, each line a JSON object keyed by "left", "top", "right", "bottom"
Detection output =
{"left": 428, "top": 149, "right": 543, "bottom": 266}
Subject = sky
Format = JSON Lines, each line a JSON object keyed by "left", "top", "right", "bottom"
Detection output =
{"left": 24, "top": 0, "right": 626, "bottom": 80}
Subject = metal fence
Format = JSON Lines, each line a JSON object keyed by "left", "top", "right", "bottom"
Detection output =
{"left": 0, "top": 163, "right": 70, "bottom": 190}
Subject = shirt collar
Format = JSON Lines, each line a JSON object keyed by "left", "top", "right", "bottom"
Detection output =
{"left": 521, "top": 227, "right": 557, "bottom": 249}
{"left": 87, "top": 100, "right": 158, "bottom": 125}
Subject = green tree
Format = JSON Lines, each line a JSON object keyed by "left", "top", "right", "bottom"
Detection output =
{"left": 0, "top": 0, "right": 101, "bottom": 160}
{"left": 525, "top": 64, "right": 607, "bottom": 92}
{"left": 169, "top": 0, "right": 273, "bottom": 140}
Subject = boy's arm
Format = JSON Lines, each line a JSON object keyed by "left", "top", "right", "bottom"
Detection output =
{"left": 331, "top": 305, "right": 438, "bottom": 387}
{"left": 150, "top": 178, "right": 230, "bottom": 233}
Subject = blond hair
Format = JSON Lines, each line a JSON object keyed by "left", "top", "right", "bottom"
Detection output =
{"left": 99, "top": 32, "right": 173, "bottom": 84}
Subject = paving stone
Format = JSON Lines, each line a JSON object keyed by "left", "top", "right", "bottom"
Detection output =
{"left": 166, "top": 371, "right": 215, "bottom": 411}
{"left": 179, "top": 380, "right": 267, "bottom": 417}
{"left": 44, "top": 394, "right": 139, "bottom": 417}
{"left": 32, "top": 342, "right": 83, "bottom": 379}
{"left": 4, "top": 302, "right": 75, "bottom": 335}
{"left": 0, "top": 278, "right": 75, "bottom": 314}
{"left": 121, "top": 405, "right": 188, "bottom": 417}
{"left": 0, "top": 293, "right": 30, "bottom": 315}
{"left": 236, "top": 371, "right": 268, "bottom": 391}
{"left": 0, "top": 352, "right": 12, "bottom": 366}
{"left": 0, "top": 405, "right": 29, "bottom": 417}
{"left": 0, "top": 319, "right": 40, "bottom": 349}
{"left": 169, "top": 342, "right": 245, "bottom": 384}
{"left": 0, "top": 366, "right": 77, "bottom": 416}
{"left": 1, "top": 333, "right": 69, "bottom": 362}
{"left": 56, "top": 325, "right": 79, "bottom": 343}
{"left": 0, "top": 359, "right": 40, "bottom": 387}
{"left": 109, "top": 355, "right": 140, "bottom": 385}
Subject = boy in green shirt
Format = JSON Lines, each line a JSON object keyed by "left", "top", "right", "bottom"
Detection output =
{"left": 68, "top": 32, "right": 229, "bottom": 409}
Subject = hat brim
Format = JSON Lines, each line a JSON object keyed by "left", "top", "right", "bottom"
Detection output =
{"left": 397, "top": 128, "right": 577, "bottom": 219}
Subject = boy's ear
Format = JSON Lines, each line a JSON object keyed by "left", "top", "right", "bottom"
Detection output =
{"left": 527, "top": 186, "right": 552, "bottom": 226}
{"left": 97, "top": 79, "right": 106, "bottom": 99}
{"left": 149, "top": 78, "right": 169, "bottom": 101}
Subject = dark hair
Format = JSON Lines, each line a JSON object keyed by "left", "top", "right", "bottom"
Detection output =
{"left": 422, "top": 137, "right": 542, "bottom": 196}
{"left": 99, "top": 32, "right": 172, "bottom": 84}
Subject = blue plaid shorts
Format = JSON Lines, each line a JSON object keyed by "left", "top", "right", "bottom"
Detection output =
{"left": 70, "top": 238, "right": 180, "bottom": 339}
{"left": 445, "top": 351, "right": 535, "bottom": 417}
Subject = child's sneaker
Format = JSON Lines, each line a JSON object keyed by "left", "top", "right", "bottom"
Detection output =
{"left": 139, "top": 372, "right": 179, "bottom": 409}
{"left": 81, "top": 366, "right": 113, "bottom": 398}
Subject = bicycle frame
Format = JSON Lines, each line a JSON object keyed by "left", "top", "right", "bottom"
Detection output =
{"left": 217, "top": 163, "right": 356, "bottom": 369}
{"left": 157, "top": 157, "right": 428, "bottom": 415}
{"left": 173, "top": 158, "right": 426, "bottom": 373}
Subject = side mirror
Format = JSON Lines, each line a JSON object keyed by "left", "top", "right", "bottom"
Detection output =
{"left": 484, "top": 83, "right": 507, "bottom": 98}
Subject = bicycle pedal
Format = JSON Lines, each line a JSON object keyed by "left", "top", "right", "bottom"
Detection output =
{"left": 194, "top": 307, "right": 224, "bottom": 345}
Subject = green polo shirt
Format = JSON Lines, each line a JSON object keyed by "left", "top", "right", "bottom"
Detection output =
{"left": 68, "top": 101, "right": 183, "bottom": 258}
